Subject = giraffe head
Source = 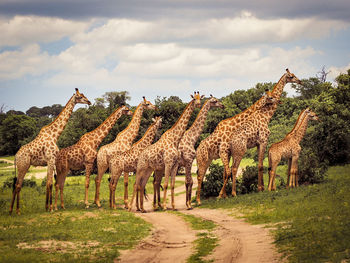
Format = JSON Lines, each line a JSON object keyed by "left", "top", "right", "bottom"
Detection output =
{"left": 305, "top": 108, "right": 319, "bottom": 121}
{"left": 191, "top": 91, "right": 204, "bottom": 108}
{"left": 208, "top": 95, "right": 225, "bottom": 109}
{"left": 259, "top": 90, "right": 278, "bottom": 109}
{"left": 285, "top": 68, "right": 302, "bottom": 85}
{"left": 152, "top": 116, "right": 163, "bottom": 129}
{"left": 74, "top": 88, "right": 91, "bottom": 105}
{"left": 142, "top": 96, "right": 157, "bottom": 110}
{"left": 121, "top": 105, "right": 133, "bottom": 116}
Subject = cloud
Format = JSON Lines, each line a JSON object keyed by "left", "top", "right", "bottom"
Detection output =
{"left": 0, "top": 15, "right": 89, "bottom": 47}
{"left": 0, "top": 0, "right": 350, "bottom": 22}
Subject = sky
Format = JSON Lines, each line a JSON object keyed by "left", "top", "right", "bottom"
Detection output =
{"left": 1, "top": 0, "right": 350, "bottom": 112}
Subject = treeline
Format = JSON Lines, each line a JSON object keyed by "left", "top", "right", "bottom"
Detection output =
{"left": 1, "top": 70, "right": 349, "bottom": 172}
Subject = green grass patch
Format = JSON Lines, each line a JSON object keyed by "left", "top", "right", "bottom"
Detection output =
{"left": 187, "top": 232, "right": 218, "bottom": 263}
{"left": 0, "top": 161, "right": 12, "bottom": 168}
{"left": 0, "top": 172, "right": 154, "bottom": 262}
{"left": 170, "top": 211, "right": 216, "bottom": 231}
{"left": 200, "top": 165, "right": 350, "bottom": 262}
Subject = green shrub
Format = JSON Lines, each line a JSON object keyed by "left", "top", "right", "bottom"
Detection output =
{"left": 201, "top": 163, "right": 259, "bottom": 198}
{"left": 298, "top": 148, "right": 328, "bottom": 185}
{"left": 236, "top": 166, "right": 258, "bottom": 194}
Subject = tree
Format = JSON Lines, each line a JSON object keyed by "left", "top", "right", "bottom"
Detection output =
{"left": 0, "top": 114, "right": 37, "bottom": 155}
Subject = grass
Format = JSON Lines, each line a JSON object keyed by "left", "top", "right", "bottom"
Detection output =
{"left": 200, "top": 164, "right": 350, "bottom": 263}
{"left": 0, "top": 167, "right": 157, "bottom": 262}
{"left": 170, "top": 211, "right": 218, "bottom": 263}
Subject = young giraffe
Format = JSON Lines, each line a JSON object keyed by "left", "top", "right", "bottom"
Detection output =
{"left": 10, "top": 88, "right": 91, "bottom": 214}
{"left": 153, "top": 95, "right": 224, "bottom": 210}
{"left": 195, "top": 69, "right": 302, "bottom": 205}
{"left": 129, "top": 92, "right": 203, "bottom": 213}
{"left": 94, "top": 97, "right": 156, "bottom": 207}
{"left": 268, "top": 109, "right": 319, "bottom": 190}
{"left": 54, "top": 105, "right": 133, "bottom": 210}
{"left": 218, "top": 91, "right": 279, "bottom": 198}
{"left": 108, "top": 116, "right": 162, "bottom": 209}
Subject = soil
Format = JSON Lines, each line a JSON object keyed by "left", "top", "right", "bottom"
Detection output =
{"left": 118, "top": 176, "right": 283, "bottom": 263}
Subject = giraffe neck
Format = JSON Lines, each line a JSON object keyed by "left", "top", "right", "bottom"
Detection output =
{"left": 181, "top": 100, "right": 211, "bottom": 147}
{"left": 132, "top": 122, "right": 159, "bottom": 152}
{"left": 42, "top": 94, "right": 76, "bottom": 142}
{"left": 114, "top": 104, "right": 143, "bottom": 145}
{"left": 293, "top": 115, "right": 310, "bottom": 143}
{"left": 82, "top": 107, "right": 125, "bottom": 149}
{"left": 271, "top": 73, "right": 287, "bottom": 100}
{"left": 163, "top": 100, "right": 195, "bottom": 146}
{"left": 288, "top": 110, "right": 307, "bottom": 137}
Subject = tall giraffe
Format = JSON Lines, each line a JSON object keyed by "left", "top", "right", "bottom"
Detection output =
{"left": 153, "top": 95, "right": 224, "bottom": 210}
{"left": 268, "top": 109, "right": 319, "bottom": 190}
{"left": 218, "top": 91, "right": 278, "bottom": 197}
{"left": 108, "top": 116, "right": 162, "bottom": 209}
{"left": 94, "top": 97, "right": 156, "bottom": 207}
{"left": 196, "top": 69, "right": 302, "bottom": 205}
{"left": 129, "top": 92, "right": 203, "bottom": 213}
{"left": 54, "top": 105, "right": 133, "bottom": 210}
{"left": 10, "top": 88, "right": 91, "bottom": 214}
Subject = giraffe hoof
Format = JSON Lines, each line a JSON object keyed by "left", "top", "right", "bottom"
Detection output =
{"left": 141, "top": 209, "right": 147, "bottom": 213}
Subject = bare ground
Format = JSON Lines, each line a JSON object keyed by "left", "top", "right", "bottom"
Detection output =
{"left": 119, "top": 176, "right": 282, "bottom": 263}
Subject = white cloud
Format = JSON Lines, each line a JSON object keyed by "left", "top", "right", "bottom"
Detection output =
{"left": 0, "top": 15, "right": 89, "bottom": 47}
{"left": 0, "top": 44, "right": 60, "bottom": 79}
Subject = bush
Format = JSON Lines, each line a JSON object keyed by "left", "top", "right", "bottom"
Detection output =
{"left": 298, "top": 148, "right": 328, "bottom": 185}
{"left": 200, "top": 163, "right": 259, "bottom": 198}
{"left": 236, "top": 166, "right": 258, "bottom": 194}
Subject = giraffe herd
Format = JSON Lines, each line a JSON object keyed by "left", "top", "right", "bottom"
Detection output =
{"left": 9, "top": 69, "right": 319, "bottom": 215}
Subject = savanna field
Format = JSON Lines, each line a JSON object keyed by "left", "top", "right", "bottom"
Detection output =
{"left": 0, "top": 70, "right": 349, "bottom": 262}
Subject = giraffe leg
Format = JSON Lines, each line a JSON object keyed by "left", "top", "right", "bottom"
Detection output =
{"left": 153, "top": 172, "right": 161, "bottom": 210}
{"left": 155, "top": 170, "right": 163, "bottom": 209}
{"left": 196, "top": 161, "right": 209, "bottom": 206}
{"left": 94, "top": 159, "right": 108, "bottom": 207}
{"left": 185, "top": 163, "right": 193, "bottom": 209}
{"left": 231, "top": 154, "right": 244, "bottom": 197}
{"left": 257, "top": 144, "right": 267, "bottom": 191}
{"left": 84, "top": 163, "right": 94, "bottom": 208}
{"left": 170, "top": 163, "right": 178, "bottom": 210}
{"left": 123, "top": 172, "right": 129, "bottom": 209}
{"left": 286, "top": 158, "right": 292, "bottom": 189}
{"left": 218, "top": 150, "right": 231, "bottom": 199}
{"left": 46, "top": 160, "right": 55, "bottom": 212}
{"left": 128, "top": 182, "right": 138, "bottom": 212}
{"left": 10, "top": 159, "right": 30, "bottom": 215}
{"left": 290, "top": 157, "right": 298, "bottom": 188}
{"left": 268, "top": 158, "right": 279, "bottom": 191}
{"left": 162, "top": 165, "right": 172, "bottom": 210}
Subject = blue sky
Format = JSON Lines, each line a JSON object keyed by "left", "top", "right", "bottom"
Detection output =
{"left": 1, "top": 0, "right": 349, "bottom": 112}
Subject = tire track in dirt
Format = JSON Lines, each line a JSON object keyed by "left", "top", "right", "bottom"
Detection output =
{"left": 118, "top": 176, "right": 282, "bottom": 262}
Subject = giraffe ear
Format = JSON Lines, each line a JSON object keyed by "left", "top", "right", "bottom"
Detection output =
{"left": 201, "top": 95, "right": 205, "bottom": 99}
{"left": 190, "top": 94, "right": 194, "bottom": 99}
{"left": 152, "top": 118, "right": 156, "bottom": 122}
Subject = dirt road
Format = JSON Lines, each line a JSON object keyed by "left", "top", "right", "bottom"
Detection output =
{"left": 118, "top": 177, "right": 282, "bottom": 263}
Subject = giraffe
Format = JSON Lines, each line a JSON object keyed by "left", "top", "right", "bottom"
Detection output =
{"left": 108, "top": 116, "right": 162, "bottom": 209}
{"left": 195, "top": 69, "right": 302, "bottom": 205}
{"left": 268, "top": 108, "right": 319, "bottom": 190}
{"left": 9, "top": 88, "right": 91, "bottom": 214}
{"left": 54, "top": 105, "right": 133, "bottom": 210}
{"left": 94, "top": 97, "right": 156, "bottom": 207}
{"left": 218, "top": 91, "right": 279, "bottom": 198}
{"left": 153, "top": 95, "right": 224, "bottom": 210}
{"left": 129, "top": 92, "right": 203, "bottom": 213}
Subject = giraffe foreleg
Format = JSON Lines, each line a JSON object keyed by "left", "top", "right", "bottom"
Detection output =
{"left": 84, "top": 163, "right": 94, "bottom": 208}
{"left": 170, "top": 163, "right": 179, "bottom": 210}
{"left": 185, "top": 163, "right": 194, "bottom": 209}
{"left": 218, "top": 149, "right": 231, "bottom": 199}
{"left": 257, "top": 143, "right": 267, "bottom": 191}
{"left": 94, "top": 154, "right": 109, "bottom": 207}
